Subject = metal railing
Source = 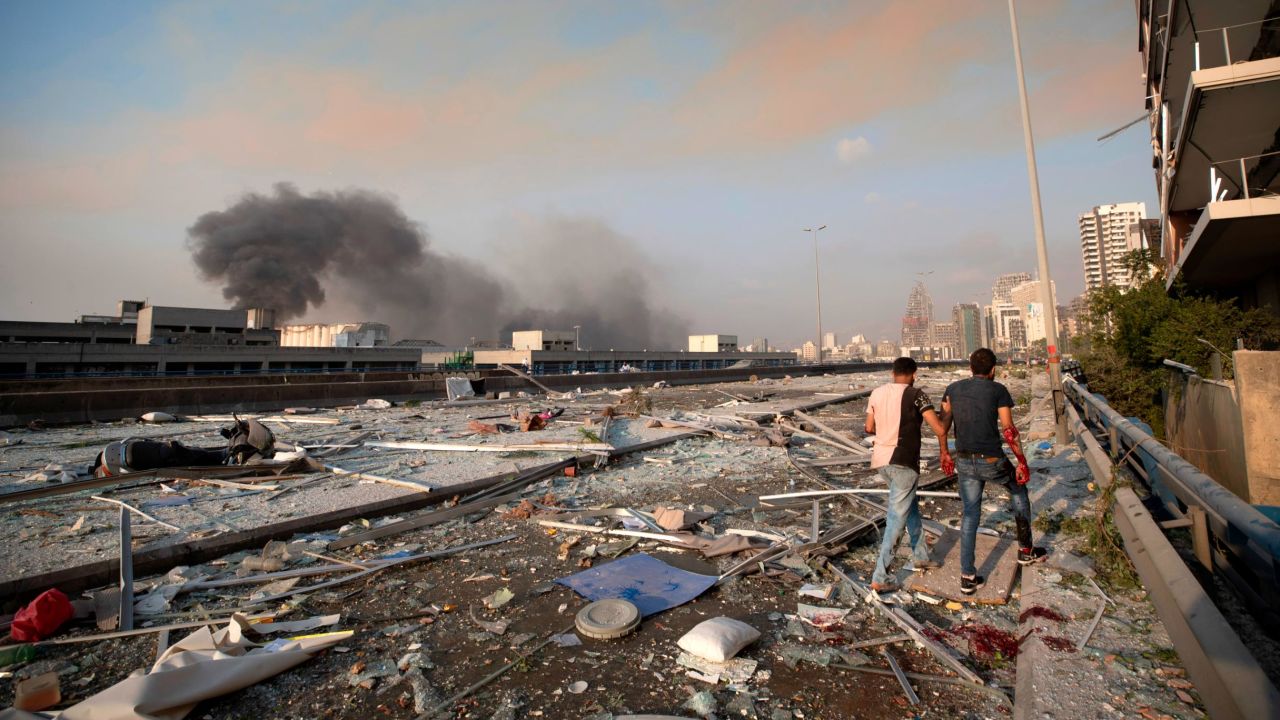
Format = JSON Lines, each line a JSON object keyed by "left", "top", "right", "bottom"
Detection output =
{"left": 1208, "top": 149, "right": 1280, "bottom": 202}
{"left": 1193, "top": 16, "right": 1280, "bottom": 71}
{"left": 1063, "top": 377, "right": 1280, "bottom": 615}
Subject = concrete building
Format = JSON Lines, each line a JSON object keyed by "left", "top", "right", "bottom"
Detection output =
{"left": 901, "top": 282, "right": 933, "bottom": 348}
{"left": 749, "top": 337, "right": 770, "bottom": 352}
{"left": 992, "top": 273, "right": 1032, "bottom": 305}
{"left": 136, "top": 306, "right": 279, "bottom": 346}
{"left": 0, "top": 343, "right": 421, "bottom": 378}
{"left": 0, "top": 301, "right": 419, "bottom": 378}
{"left": 875, "top": 340, "right": 898, "bottom": 359}
{"left": 1136, "top": 1, "right": 1280, "bottom": 311}
{"left": 798, "top": 341, "right": 817, "bottom": 363}
{"left": 1078, "top": 203, "right": 1148, "bottom": 291}
{"left": 1009, "top": 279, "right": 1059, "bottom": 345}
{"left": 952, "top": 303, "right": 982, "bottom": 358}
{"left": 472, "top": 347, "right": 794, "bottom": 375}
{"left": 279, "top": 323, "right": 390, "bottom": 348}
{"left": 514, "top": 330, "right": 577, "bottom": 352}
{"left": 822, "top": 332, "right": 838, "bottom": 351}
{"left": 931, "top": 321, "right": 959, "bottom": 357}
{"left": 989, "top": 303, "right": 1026, "bottom": 351}
{"left": 0, "top": 320, "right": 136, "bottom": 345}
{"left": 688, "top": 334, "right": 738, "bottom": 353}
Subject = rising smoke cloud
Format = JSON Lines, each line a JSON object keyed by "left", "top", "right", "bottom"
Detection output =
{"left": 187, "top": 183, "right": 687, "bottom": 348}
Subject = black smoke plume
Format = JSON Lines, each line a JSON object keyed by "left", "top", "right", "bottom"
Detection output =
{"left": 188, "top": 183, "right": 687, "bottom": 348}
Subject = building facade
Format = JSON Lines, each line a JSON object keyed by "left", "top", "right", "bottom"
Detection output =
{"left": 689, "top": 334, "right": 739, "bottom": 352}
{"left": 279, "top": 322, "right": 390, "bottom": 348}
{"left": 952, "top": 303, "right": 982, "bottom": 357}
{"left": 992, "top": 273, "right": 1032, "bottom": 305}
{"left": 1078, "top": 203, "right": 1148, "bottom": 291}
{"left": 901, "top": 282, "right": 934, "bottom": 348}
{"left": 1135, "top": 1, "right": 1280, "bottom": 311}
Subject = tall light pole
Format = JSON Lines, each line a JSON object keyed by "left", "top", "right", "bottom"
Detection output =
{"left": 803, "top": 225, "right": 827, "bottom": 365}
{"left": 1007, "top": 0, "right": 1067, "bottom": 444}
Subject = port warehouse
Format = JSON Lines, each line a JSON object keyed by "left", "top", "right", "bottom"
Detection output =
{"left": 0, "top": 341, "right": 797, "bottom": 379}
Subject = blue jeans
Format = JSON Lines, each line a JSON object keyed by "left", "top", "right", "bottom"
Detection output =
{"left": 957, "top": 456, "right": 1033, "bottom": 576}
{"left": 872, "top": 464, "right": 931, "bottom": 585}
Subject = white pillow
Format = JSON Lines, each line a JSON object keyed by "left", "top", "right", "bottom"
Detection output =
{"left": 676, "top": 617, "right": 761, "bottom": 662}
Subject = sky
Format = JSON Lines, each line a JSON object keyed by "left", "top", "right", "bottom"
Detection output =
{"left": 0, "top": 0, "right": 1158, "bottom": 347}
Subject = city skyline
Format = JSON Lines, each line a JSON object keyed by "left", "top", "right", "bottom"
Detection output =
{"left": 1, "top": 1, "right": 1157, "bottom": 347}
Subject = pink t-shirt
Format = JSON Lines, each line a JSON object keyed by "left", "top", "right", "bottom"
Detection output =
{"left": 867, "top": 382, "right": 934, "bottom": 470}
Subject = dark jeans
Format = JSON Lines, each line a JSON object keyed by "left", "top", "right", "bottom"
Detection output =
{"left": 957, "top": 456, "right": 1033, "bottom": 577}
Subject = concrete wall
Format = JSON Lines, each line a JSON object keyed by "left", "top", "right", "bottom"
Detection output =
{"left": 1235, "top": 350, "right": 1280, "bottom": 507}
{"left": 1165, "top": 370, "right": 1250, "bottom": 501}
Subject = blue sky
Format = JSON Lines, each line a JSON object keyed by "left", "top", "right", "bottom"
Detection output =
{"left": 0, "top": 0, "right": 1157, "bottom": 346}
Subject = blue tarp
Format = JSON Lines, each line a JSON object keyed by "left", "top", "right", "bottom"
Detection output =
{"left": 555, "top": 553, "right": 717, "bottom": 617}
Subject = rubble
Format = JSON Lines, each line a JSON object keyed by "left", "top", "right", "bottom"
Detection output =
{"left": 0, "top": 371, "right": 1205, "bottom": 718}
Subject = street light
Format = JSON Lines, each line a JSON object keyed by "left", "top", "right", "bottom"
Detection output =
{"left": 803, "top": 225, "right": 827, "bottom": 365}
{"left": 1007, "top": 0, "right": 1067, "bottom": 444}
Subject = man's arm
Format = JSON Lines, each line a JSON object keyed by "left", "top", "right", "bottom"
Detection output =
{"left": 998, "top": 407, "right": 1030, "bottom": 484}
{"left": 865, "top": 407, "right": 876, "bottom": 434}
{"left": 939, "top": 396, "right": 953, "bottom": 434}
{"left": 923, "top": 408, "right": 954, "bottom": 475}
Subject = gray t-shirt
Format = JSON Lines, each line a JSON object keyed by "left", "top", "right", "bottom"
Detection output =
{"left": 943, "top": 376, "right": 1013, "bottom": 456}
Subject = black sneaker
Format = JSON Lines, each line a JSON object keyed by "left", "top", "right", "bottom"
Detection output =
{"left": 960, "top": 575, "right": 985, "bottom": 595}
{"left": 1018, "top": 547, "right": 1049, "bottom": 565}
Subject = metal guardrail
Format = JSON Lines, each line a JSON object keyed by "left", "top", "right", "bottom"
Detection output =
{"left": 1064, "top": 394, "right": 1280, "bottom": 720}
{"left": 1064, "top": 377, "right": 1280, "bottom": 611}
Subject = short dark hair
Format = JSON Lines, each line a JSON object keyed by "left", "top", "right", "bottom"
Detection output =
{"left": 970, "top": 348, "right": 998, "bottom": 375}
{"left": 892, "top": 357, "right": 917, "bottom": 376}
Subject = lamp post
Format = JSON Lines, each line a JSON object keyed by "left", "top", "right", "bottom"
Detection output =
{"left": 1007, "top": 0, "right": 1067, "bottom": 444}
{"left": 803, "top": 225, "right": 827, "bottom": 365}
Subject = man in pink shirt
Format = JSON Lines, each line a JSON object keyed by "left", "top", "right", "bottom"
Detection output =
{"left": 865, "top": 357, "right": 953, "bottom": 593}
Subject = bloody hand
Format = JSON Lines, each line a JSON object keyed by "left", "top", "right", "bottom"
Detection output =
{"left": 1015, "top": 462, "right": 1031, "bottom": 485}
{"left": 1002, "top": 426, "right": 1031, "bottom": 485}
{"left": 940, "top": 452, "right": 956, "bottom": 477}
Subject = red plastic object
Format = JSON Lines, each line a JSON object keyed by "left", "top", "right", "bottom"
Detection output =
{"left": 10, "top": 589, "right": 74, "bottom": 642}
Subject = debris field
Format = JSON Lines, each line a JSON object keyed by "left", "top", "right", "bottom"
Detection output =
{"left": 0, "top": 370, "right": 1205, "bottom": 718}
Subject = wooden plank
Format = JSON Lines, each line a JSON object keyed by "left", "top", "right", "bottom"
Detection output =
{"left": 903, "top": 528, "right": 1018, "bottom": 605}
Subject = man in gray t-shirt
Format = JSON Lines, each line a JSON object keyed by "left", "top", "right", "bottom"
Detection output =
{"left": 941, "top": 348, "right": 1047, "bottom": 595}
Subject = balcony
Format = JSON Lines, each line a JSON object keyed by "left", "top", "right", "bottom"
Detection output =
{"left": 1168, "top": 57, "right": 1280, "bottom": 213}
{"left": 1169, "top": 194, "right": 1280, "bottom": 293}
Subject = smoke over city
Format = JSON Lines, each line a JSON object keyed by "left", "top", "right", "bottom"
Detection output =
{"left": 187, "top": 183, "right": 687, "bottom": 348}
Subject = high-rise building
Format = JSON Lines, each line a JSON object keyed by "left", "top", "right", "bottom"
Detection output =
{"left": 876, "top": 340, "right": 898, "bottom": 359}
{"left": 799, "top": 341, "right": 817, "bottom": 362}
{"left": 952, "top": 303, "right": 982, "bottom": 357}
{"left": 750, "top": 337, "right": 770, "bottom": 352}
{"left": 1078, "top": 202, "right": 1148, "bottom": 291}
{"left": 1009, "top": 279, "right": 1059, "bottom": 345}
{"left": 1135, "top": 2, "right": 1280, "bottom": 312}
{"left": 822, "top": 332, "right": 838, "bottom": 350}
{"left": 990, "top": 303, "right": 1025, "bottom": 351}
{"left": 901, "top": 281, "right": 933, "bottom": 348}
{"left": 932, "top": 321, "right": 959, "bottom": 356}
{"left": 992, "top": 273, "right": 1033, "bottom": 305}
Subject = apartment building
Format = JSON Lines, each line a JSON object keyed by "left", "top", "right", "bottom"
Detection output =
{"left": 1135, "top": 1, "right": 1280, "bottom": 311}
